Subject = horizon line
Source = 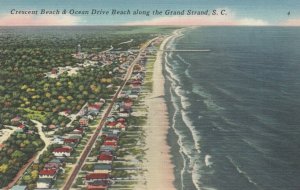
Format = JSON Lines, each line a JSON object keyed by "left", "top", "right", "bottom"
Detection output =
{"left": 1, "top": 24, "right": 300, "bottom": 27}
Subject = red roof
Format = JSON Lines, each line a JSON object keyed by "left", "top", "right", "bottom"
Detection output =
{"left": 106, "top": 121, "right": 117, "bottom": 127}
{"left": 18, "top": 124, "right": 25, "bottom": 129}
{"left": 72, "top": 127, "right": 84, "bottom": 134}
{"left": 64, "top": 138, "right": 79, "bottom": 143}
{"left": 103, "top": 141, "right": 117, "bottom": 146}
{"left": 98, "top": 153, "right": 113, "bottom": 161}
{"left": 87, "top": 185, "right": 107, "bottom": 190}
{"left": 48, "top": 124, "right": 56, "bottom": 129}
{"left": 117, "top": 118, "right": 126, "bottom": 123}
{"left": 86, "top": 173, "right": 109, "bottom": 180}
{"left": 53, "top": 147, "right": 72, "bottom": 153}
{"left": 106, "top": 121, "right": 125, "bottom": 129}
{"left": 131, "top": 80, "right": 142, "bottom": 85}
{"left": 89, "top": 103, "right": 103, "bottom": 110}
{"left": 123, "top": 99, "right": 133, "bottom": 104}
{"left": 39, "top": 169, "right": 57, "bottom": 176}
{"left": 11, "top": 116, "right": 21, "bottom": 121}
{"left": 104, "top": 136, "right": 118, "bottom": 141}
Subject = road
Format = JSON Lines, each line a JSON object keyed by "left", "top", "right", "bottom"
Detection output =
{"left": 32, "top": 120, "right": 52, "bottom": 162}
{"left": 62, "top": 37, "right": 158, "bottom": 190}
{"left": 4, "top": 155, "right": 37, "bottom": 190}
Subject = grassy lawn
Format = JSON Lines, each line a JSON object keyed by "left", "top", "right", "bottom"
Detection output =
{"left": 19, "top": 108, "right": 51, "bottom": 123}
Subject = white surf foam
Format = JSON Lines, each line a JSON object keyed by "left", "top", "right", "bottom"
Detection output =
{"left": 176, "top": 54, "right": 193, "bottom": 79}
{"left": 170, "top": 87, "right": 190, "bottom": 190}
{"left": 205, "top": 155, "right": 213, "bottom": 167}
{"left": 165, "top": 54, "right": 181, "bottom": 84}
{"left": 192, "top": 85, "right": 224, "bottom": 111}
{"left": 191, "top": 159, "right": 202, "bottom": 190}
{"left": 180, "top": 109, "right": 201, "bottom": 153}
{"left": 166, "top": 27, "right": 204, "bottom": 190}
{"left": 174, "top": 86, "right": 191, "bottom": 110}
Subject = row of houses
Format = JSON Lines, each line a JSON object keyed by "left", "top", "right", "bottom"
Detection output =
{"left": 35, "top": 97, "right": 109, "bottom": 189}
{"left": 82, "top": 115, "right": 126, "bottom": 190}
{"left": 29, "top": 43, "right": 149, "bottom": 190}
{"left": 34, "top": 99, "right": 106, "bottom": 189}
{"left": 36, "top": 126, "right": 86, "bottom": 189}
{"left": 81, "top": 49, "right": 149, "bottom": 189}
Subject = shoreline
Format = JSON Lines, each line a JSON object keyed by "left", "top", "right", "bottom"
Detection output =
{"left": 142, "top": 30, "right": 183, "bottom": 189}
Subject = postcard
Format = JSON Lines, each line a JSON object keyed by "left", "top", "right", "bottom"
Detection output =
{"left": 0, "top": 0, "right": 300, "bottom": 190}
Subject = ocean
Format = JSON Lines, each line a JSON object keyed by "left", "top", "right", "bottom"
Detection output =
{"left": 164, "top": 27, "right": 300, "bottom": 190}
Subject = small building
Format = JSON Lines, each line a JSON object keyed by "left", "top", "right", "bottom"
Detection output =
{"left": 51, "top": 68, "right": 58, "bottom": 74}
{"left": 87, "top": 185, "right": 108, "bottom": 190}
{"left": 105, "top": 121, "right": 126, "bottom": 131}
{"left": 44, "top": 162, "right": 60, "bottom": 170}
{"left": 48, "top": 158, "right": 64, "bottom": 165}
{"left": 117, "top": 118, "right": 126, "bottom": 124}
{"left": 52, "top": 147, "right": 72, "bottom": 157}
{"left": 117, "top": 111, "right": 130, "bottom": 118}
{"left": 102, "top": 130, "right": 120, "bottom": 137}
{"left": 11, "top": 116, "right": 21, "bottom": 125}
{"left": 11, "top": 185, "right": 28, "bottom": 190}
{"left": 93, "top": 164, "right": 112, "bottom": 173}
{"left": 85, "top": 173, "right": 110, "bottom": 183}
{"left": 79, "top": 117, "right": 89, "bottom": 127}
{"left": 97, "top": 153, "right": 113, "bottom": 164}
{"left": 106, "top": 116, "right": 116, "bottom": 123}
{"left": 104, "top": 136, "right": 119, "bottom": 142}
{"left": 63, "top": 138, "right": 79, "bottom": 146}
{"left": 103, "top": 141, "right": 117, "bottom": 147}
{"left": 88, "top": 102, "right": 104, "bottom": 115}
{"left": 128, "top": 94, "right": 138, "bottom": 99}
{"left": 70, "top": 127, "right": 85, "bottom": 136}
{"left": 52, "top": 137, "right": 64, "bottom": 145}
{"left": 36, "top": 178, "right": 53, "bottom": 189}
{"left": 48, "top": 124, "right": 57, "bottom": 130}
{"left": 39, "top": 169, "right": 57, "bottom": 179}
{"left": 131, "top": 79, "right": 142, "bottom": 86}
{"left": 123, "top": 98, "right": 133, "bottom": 108}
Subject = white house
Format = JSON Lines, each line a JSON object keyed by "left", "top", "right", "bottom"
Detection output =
{"left": 52, "top": 147, "right": 72, "bottom": 157}
{"left": 36, "top": 178, "right": 52, "bottom": 189}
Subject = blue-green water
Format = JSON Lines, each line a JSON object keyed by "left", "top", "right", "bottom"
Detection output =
{"left": 164, "top": 27, "right": 300, "bottom": 190}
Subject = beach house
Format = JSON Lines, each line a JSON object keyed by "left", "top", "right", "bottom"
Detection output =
{"left": 97, "top": 152, "right": 113, "bottom": 164}
{"left": 85, "top": 173, "right": 110, "bottom": 183}
{"left": 39, "top": 169, "right": 58, "bottom": 179}
{"left": 93, "top": 164, "right": 112, "bottom": 173}
{"left": 52, "top": 147, "right": 72, "bottom": 157}
{"left": 36, "top": 178, "right": 53, "bottom": 189}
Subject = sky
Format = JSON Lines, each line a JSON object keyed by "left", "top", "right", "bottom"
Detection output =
{"left": 0, "top": 0, "right": 300, "bottom": 26}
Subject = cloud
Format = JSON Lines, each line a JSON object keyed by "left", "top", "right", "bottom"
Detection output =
{"left": 0, "top": 14, "right": 80, "bottom": 26}
{"left": 282, "top": 18, "right": 300, "bottom": 26}
{"left": 237, "top": 18, "right": 268, "bottom": 26}
{"left": 125, "top": 9, "right": 268, "bottom": 26}
{"left": 126, "top": 16, "right": 268, "bottom": 26}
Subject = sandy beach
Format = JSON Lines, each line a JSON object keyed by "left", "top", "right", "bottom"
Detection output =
{"left": 142, "top": 32, "right": 180, "bottom": 190}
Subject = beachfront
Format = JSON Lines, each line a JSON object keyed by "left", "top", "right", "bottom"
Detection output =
{"left": 142, "top": 32, "right": 179, "bottom": 190}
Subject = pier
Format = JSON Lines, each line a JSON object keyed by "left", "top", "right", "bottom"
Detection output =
{"left": 160, "top": 49, "right": 211, "bottom": 52}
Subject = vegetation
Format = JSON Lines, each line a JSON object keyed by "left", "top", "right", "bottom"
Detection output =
{"left": 0, "top": 132, "right": 44, "bottom": 187}
{"left": 0, "top": 26, "right": 176, "bottom": 188}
